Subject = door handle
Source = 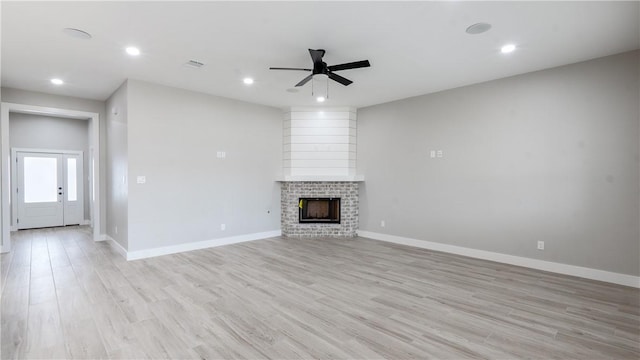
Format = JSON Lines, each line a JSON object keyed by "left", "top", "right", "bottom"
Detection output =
{"left": 58, "top": 192, "right": 63, "bottom": 195}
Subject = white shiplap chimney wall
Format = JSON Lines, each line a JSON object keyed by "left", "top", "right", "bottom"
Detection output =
{"left": 282, "top": 107, "right": 362, "bottom": 181}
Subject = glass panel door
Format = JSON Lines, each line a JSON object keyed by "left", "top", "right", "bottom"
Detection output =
{"left": 63, "top": 153, "right": 83, "bottom": 226}
{"left": 15, "top": 151, "right": 84, "bottom": 229}
{"left": 16, "top": 152, "right": 64, "bottom": 229}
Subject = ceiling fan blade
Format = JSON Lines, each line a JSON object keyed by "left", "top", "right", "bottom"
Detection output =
{"left": 269, "top": 67, "right": 312, "bottom": 71}
{"left": 295, "top": 74, "right": 313, "bottom": 87}
{"left": 328, "top": 72, "right": 353, "bottom": 86}
{"left": 327, "top": 60, "right": 371, "bottom": 72}
{"left": 309, "top": 49, "right": 325, "bottom": 64}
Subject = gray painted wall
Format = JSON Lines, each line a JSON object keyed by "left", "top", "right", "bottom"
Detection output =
{"left": 1, "top": 88, "right": 107, "bottom": 234}
{"left": 357, "top": 50, "right": 639, "bottom": 276}
{"left": 105, "top": 81, "right": 129, "bottom": 249}
{"left": 126, "top": 80, "right": 282, "bottom": 251}
{"left": 9, "top": 113, "right": 90, "bottom": 220}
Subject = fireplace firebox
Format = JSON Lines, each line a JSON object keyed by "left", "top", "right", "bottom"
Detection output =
{"left": 299, "top": 198, "right": 340, "bottom": 224}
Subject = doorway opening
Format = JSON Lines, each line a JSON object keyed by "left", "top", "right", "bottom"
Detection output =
{"left": 1, "top": 102, "right": 101, "bottom": 252}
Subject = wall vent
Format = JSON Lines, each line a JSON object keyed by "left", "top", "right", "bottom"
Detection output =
{"left": 184, "top": 60, "right": 205, "bottom": 69}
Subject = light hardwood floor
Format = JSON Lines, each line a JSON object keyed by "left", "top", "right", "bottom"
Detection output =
{"left": 1, "top": 226, "right": 638, "bottom": 359}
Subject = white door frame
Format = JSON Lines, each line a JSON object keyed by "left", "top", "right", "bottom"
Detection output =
{"left": 12, "top": 148, "right": 84, "bottom": 229}
{"left": 1, "top": 102, "right": 101, "bottom": 252}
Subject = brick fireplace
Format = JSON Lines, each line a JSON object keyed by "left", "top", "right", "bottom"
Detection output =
{"left": 278, "top": 107, "right": 363, "bottom": 237}
{"left": 280, "top": 181, "right": 358, "bottom": 237}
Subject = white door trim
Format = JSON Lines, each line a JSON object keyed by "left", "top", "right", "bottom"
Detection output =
{"left": 1, "top": 102, "right": 101, "bottom": 252}
{"left": 11, "top": 148, "right": 84, "bottom": 230}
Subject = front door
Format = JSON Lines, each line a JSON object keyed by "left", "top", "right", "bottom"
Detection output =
{"left": 16, "top": 151, "right": 84, "bottom": 229}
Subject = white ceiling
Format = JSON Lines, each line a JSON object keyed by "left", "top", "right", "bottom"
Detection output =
{"left": 2, "top": 1, "right": 638, "bottom": 108}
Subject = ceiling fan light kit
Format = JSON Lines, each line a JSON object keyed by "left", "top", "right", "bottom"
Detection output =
{"left": 270, "top": 49, "right": 370, "bottom": 100}
{"left": 312, "top": 74, "right": 329, "bottom": 100}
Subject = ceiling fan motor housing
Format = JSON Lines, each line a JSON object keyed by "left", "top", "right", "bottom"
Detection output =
{"left": 314, "top": 62, "right": 328, "bottom": 75}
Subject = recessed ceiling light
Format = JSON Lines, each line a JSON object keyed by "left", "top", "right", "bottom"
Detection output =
{"left": 465, "top": 23, "right": 491, "bottom": 35}
{"left": 50, "top": 78, "right": 64, "bottom": 85}
{"left": 501, "top": 44, "right": 516, "bottom": 54}
{"left": 125, "top": 46, "right": 141, "bottom": 56}
{"left": 243, "top": 77, "right": 254, "bottom": 85}
{"left": 62, "top": 28, "right": 92, "bottom": 40}
{"left": 316, "top": 96, "right": 326, "bottom": 103}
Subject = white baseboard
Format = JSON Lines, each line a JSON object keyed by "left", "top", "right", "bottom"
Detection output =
{"left": 82, "top": 219, "right": 91, "bottom": 226}
{"left": 99, "top": 234, "right": 128, "bottom": 258}
{"left": 357, "top": 230, "right": 640, "bottom": 288}
{"left": 126, "top": 230, "right": 282, "bottom": 261}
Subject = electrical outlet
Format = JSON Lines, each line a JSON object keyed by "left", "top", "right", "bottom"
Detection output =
{"left": 537, "top": 241, "right": 544, "bottom": 250}
{"left": 136, "top": 176, "right": 146, "bottom": 184}
{"left": 436, "top": 150, "right": 443, "bottom": 158}
{"left": 217, "top": 151, "right": 226, "bottom": 159}
{"left": 430, "top": 150, "right": 436, "bottom": 158}
{"left": 221, "top": 224, "right": 226, "bottom": 231}
{"left": 381, "top": 220, "right": 386, "bottom": 227}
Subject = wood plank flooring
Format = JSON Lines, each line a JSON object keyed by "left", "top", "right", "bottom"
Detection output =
{"left": 1, "top": 226, "right": 638, "bottom": 359}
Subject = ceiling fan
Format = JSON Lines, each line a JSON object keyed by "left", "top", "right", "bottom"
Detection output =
{"left": 270, "top": 49, "right": 370, "bottom": 87}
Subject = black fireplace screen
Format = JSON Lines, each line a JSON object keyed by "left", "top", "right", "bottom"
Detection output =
{"left": 299, "top": 198, "right": 341, "bottom": 224}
